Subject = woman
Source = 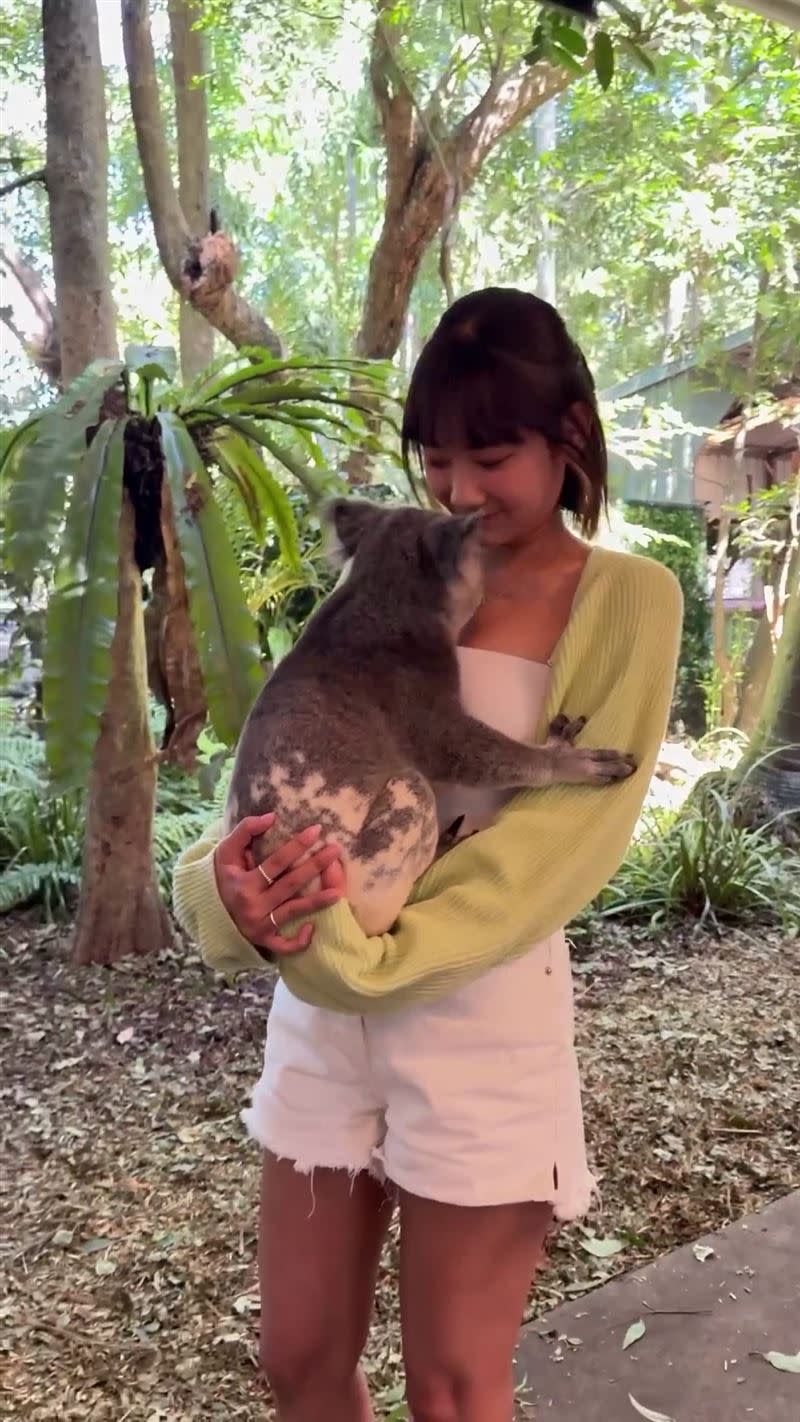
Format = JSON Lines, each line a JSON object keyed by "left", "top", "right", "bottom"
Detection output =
{"left": 174, "top": 288, "right": 682, "bottom": 1422}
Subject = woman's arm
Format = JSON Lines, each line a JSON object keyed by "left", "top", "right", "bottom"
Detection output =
{"left": 279, "top": 569, "right": 682, "bottom": 1013}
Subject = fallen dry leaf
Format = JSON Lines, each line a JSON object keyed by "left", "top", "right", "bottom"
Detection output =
{"left": 629, "top": 1394, "right": 675, "bottom": 1422}
{"left": 623, "top": 1318, "right": 647, "bottom": 1350}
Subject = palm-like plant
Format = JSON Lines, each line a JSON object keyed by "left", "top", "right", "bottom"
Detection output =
{"left": 1, "top": 344, "right": 398, "bottom": 964}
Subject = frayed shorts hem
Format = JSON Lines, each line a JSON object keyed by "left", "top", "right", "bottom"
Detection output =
{"left": 242, "top": 1105, "right": 597, "bottom": 1220}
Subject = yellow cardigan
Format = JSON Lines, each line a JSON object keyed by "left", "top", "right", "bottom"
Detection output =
{"left": 173, "top": 546, "right": 682, "bottom": 1014}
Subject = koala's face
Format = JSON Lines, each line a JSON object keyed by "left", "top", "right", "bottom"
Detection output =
{"left": 325, "top": 498, "right": 483, "bottom": 633}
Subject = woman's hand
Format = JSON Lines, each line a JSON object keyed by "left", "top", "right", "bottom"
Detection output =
{"left": 213, "top": 813, "right": 346, "bottom": 957}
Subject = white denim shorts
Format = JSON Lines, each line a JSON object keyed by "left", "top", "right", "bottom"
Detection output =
{"left": 242, "top": 931, "right": 596, "bottom": 1218}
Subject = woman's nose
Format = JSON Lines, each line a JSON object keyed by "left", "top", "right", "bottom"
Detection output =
{"left": 449, "top": 470, "right": 486, "bottom": 515}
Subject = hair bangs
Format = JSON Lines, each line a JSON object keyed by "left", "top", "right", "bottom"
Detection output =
{"left": 403, "top": 340, "right": 578, "bottom": 471}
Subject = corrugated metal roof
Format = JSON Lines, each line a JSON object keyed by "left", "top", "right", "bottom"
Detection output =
{"left": 602, "top": 328, "right": 752, "bottom": 402}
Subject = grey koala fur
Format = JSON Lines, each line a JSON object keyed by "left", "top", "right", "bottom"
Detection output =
{"left": 225, "top": 498, "right": 635, "bottom": 939}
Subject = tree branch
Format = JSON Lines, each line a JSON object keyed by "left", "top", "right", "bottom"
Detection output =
{"left": 452, "top": 56, "right": 583, "bottom": 187}
{"left": 0, "top": 166, "right": 47, "bottom": 199}
{"left": 121, "top": 0, "right": 282, "bottom": 356}
{"left": 167, "top": 0, "right": 214, "bottom": 379}
{"left": 0, "top": 241, "right": 61, "bottom": 386}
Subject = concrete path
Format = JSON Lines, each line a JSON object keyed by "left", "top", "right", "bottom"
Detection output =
{"left": 516, "top": 1193, "right": 799, "bottom": 1421}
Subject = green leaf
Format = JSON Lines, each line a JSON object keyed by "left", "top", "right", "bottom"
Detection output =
{"left": 0, "top": 416, "right": 38, "bottom": 496}
{"left": 552, "top": 25, "right": 588, "bottom": 59}
{"left": 213, "top": 432, "right": 302, "bottom": 571}
{"left": 6, "top": 360, "right": 125, "bottom": 592}
{"left": 157, "top": 412, "right": 264, "bottom": 746}
{"left": 212, "top": 436, "right": 264, "bottom": 536}
{"left": 187, "top": 353, "right": 386, "bottom": 408}
{"left": 622, "top": 1319, "right": 646, "bottom": 1350}
{"left": 544, "top": 39, "right": 585, "bottom": 78}
{"left": 760, "top": 1351, "right": 800, "bottom": 1373}
{"left": 605, "top": 0, "right": 643, "bottom": 33}
{"left": 43, "top": 419, "right": 127, "bottom": 788}
{"left": 581, "top": 1235, "right": 625, "bottom": 1258}
{"left": 593, "top": 31, "right": 615, "bottom": 90}
{"left": 200, "top": 409, "right": 328, "bottom": 498}
{"left": 267, "top": 625, "right": 293, "bottom": 666}
{"left": 125, "top": 343, "right": 178, "bottom": 382}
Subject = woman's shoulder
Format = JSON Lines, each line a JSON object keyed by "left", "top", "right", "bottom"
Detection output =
{"left": 585, "top": 544, "right": 683, "bottom": 622}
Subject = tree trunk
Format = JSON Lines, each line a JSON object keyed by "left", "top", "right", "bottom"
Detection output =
{"left": 168, "top": 0, "right": 214, "bottom": 381}
{"left": 735, "top": 612, "right": 774, "bottom": 737}
{"left": 711, "top": 508, "right": 738, "bottom": 726}
{"left": 42, "top": 1, "right": 171, "bottom": 964}
{"left": 743, "top": 530, "right": 800, "bottom": 773}
{"left": 42, "top": 0, "right": 117, "bottom": 385}
{"left": 533, "top": 99, "right": 557, "bottom": 306}
{"left": 73, "top": 494, "right": 174, "bottom": 964}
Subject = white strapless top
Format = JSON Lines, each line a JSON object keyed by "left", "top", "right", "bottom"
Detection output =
{"left": 436, "top": 647, "right": 551, "bottom": 844}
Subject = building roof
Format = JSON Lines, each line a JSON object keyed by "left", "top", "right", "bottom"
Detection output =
{"left": 602, "top": 328, "right": 752, "bottom": 402}
{"left": 703, "top": 395, "right": 800, "bottom": 456}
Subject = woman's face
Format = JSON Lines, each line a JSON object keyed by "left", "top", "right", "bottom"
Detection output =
{"left": 423, "top": 432, "right": 566, "bottom": 550}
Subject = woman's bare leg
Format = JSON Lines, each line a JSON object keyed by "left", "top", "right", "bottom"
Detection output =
{"left": 258, "top": 1153, "right": 393, "bottom": 1422}
{"left": 399, "top": 1189, "right": 552, "bottom": 1422}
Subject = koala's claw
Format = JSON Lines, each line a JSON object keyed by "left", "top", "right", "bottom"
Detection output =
{"left": 547, "top": 714, "right": 587, "bottom": 745}
{"left": 572, "top": 748, "right": 637, "bottom": 784}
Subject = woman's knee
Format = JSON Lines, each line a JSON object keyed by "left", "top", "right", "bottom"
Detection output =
{"left": 404, "top": 1357, "right": 512, "bottom": 1422}
{"left": 259, "top": 1328, "right": 360, "bottom": 1403}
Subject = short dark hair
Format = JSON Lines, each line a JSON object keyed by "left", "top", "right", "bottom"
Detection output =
{"left": 402, "top": 287, "right": 607, "bottom": 538}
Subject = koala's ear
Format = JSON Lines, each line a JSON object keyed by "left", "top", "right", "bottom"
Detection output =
{"left": 420, "top": 513, "right": 481, "bottom": 580}
{"left": 323, "top": 498, "right": 381, "bottom": 565}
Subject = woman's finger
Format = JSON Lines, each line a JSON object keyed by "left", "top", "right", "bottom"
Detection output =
{"left": 263, "top": 886, "right": 342, "bottom": 932}
{"left": 248, "top": 823, "right": 323, "bottom": 887}
{"left": 260, "top": 923, "right": 314, "bottom": 956}
{"left": 254, "top": 843, "right": 341, "bottom": 905}
{"left": 218, "top": 813, "right": 276, "bottom": 866}
{"left": 319, "top": 858, "right": 347, "bottom": 895}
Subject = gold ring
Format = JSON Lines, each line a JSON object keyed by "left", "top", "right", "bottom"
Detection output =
{"left": 257, "top": 863, "right": 274, "bottom": 887}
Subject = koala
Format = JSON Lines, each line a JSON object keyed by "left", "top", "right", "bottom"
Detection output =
{"left": 225, "top": 499, "right": 635, "bottom": 938}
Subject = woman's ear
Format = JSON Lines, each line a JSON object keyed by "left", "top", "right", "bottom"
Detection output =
{"left": 562, "top": 401, "right": 593, "bottom": 453}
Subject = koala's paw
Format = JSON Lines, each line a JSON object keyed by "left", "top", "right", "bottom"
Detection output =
{"left": 564, "top": 746, "right": 637, "bottom": 785}
{"left": 546, "top": 714, "right": 587, "bottom": 746}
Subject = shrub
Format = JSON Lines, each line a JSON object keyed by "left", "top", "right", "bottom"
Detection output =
{"left": 580, "top": 787, "right": 800, "bottom": 936}
{"left": 0, "top": 729, "right": 229, "bottom": 919}
{"left": 623, "top": 501, "right": 711, "bottom": 736}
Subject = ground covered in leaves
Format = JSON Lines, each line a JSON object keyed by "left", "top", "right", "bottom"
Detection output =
{"left": 2, "top": 914, "right": 797, "bottom": 1420}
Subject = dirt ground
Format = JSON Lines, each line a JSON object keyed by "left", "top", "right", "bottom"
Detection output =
{"left": 1, "top": 913, "right": 797, "bottom": 1420}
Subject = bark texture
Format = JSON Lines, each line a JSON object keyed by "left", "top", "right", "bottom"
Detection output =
{"left": 122, "top": 0, "right": 282, "bottom": 356}
{"left": 356, "top": 9, "right": 579, "bottom": 360}
{"left": 144, "top": 479, "right": 207, "bottom": 767}
{"left": 168, "top": 0, "right": 214, "bottom": 380}
{"left": 73, "top": 496, "right": 174, "bottom": 965}
{"left": 42, "top": 0, "right": 118, "bottom": 385}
